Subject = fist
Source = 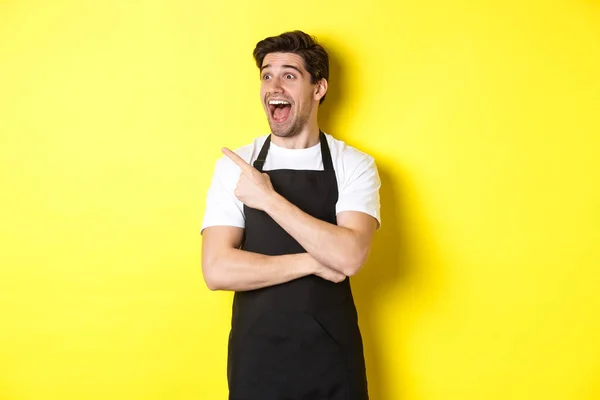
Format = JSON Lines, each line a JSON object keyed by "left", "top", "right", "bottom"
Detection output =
{"left": 314, "top": 263, "right": 347, "bottom": 283}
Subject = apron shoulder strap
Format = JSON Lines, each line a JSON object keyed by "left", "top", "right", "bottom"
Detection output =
{"left": 319, "top": 131, "right": 334, "bottom": 172}
{"left": 253, "top": 135, "right": 271, "bottom": 172}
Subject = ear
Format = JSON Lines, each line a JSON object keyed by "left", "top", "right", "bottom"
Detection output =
{"left": 314, "top": 78, "right": 328, "bottom": 102}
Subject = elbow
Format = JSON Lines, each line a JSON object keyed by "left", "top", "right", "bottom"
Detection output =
{"left": 202, "top": 259, "right": 224, "bottom": 291}
{"left": 341, "top": 261, "right": 362, "bottom": 277}
{"left": 205, "top": 276, "right": 221, "bottom": 291}
{"left": 339, "top": 248, "right": 370, "bottom": 277}
{"left": 203, "top": 271, "right": 221, "bottom": 291}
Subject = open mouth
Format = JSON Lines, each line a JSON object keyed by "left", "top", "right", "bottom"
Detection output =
{"left": 268, "top": 99, "right": 292, "bottom": 124}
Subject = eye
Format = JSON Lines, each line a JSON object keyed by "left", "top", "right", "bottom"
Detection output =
{"left": 262, "top": 74, "right": 271, "bottom": 80}
{"left": 284, "top": 73, "right": 295, "bottom": 79}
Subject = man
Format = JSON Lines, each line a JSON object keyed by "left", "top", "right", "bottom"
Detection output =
{"left": 201, "top": 30, "right": 381, "bottom": 400}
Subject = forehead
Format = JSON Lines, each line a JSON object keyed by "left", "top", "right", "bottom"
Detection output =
{"left": 261, "top": 52, "right": 307, "bottom": 71}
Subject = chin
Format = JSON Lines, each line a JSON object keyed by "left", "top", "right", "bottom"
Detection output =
{"left": 271, "top": 129, "right": 296, "bottom": 138}
{"left": 269, "top": 122, "right": 298, "bottom": 138}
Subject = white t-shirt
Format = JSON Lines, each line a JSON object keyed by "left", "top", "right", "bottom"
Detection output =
{"left": 201, "top": 133, "right": 381, "bottom": 232}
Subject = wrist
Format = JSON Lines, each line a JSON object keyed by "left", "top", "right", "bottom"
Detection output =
{"left": 264, "top": 190, "right": 284, "bottom": 214}
{"left": 306, "top": 255, "right": 322, "bottom": 275}
{"left": 293, "top": 253, "right": 320, "bottom": 276}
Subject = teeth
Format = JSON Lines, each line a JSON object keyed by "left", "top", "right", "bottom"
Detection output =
{"left": 269, "top": 100, "right": 290, "bottom": 105}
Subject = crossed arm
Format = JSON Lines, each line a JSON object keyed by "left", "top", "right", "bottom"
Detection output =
{"left": 201, "top": 148, "right": 378, "bottom": 292}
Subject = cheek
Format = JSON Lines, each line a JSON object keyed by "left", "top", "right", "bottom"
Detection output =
{"left": 298, "top": 90, "right": 313, "bottom": 105}
{"left": 260, "top": 82, "right": 270, "bottom": 96}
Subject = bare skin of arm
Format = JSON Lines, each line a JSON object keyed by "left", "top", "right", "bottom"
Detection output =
{"left": 266, "top": 201, "right": 377, "bottom": 276}
{"left": 201, "top": 226, "right": 346, "bottom": 291}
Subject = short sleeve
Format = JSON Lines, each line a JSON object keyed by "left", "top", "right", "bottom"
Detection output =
{"left": 336, "top": 155, "right": 381, "bottom": 228}
{"left": 200, "top": 156, "right": 245, "bottom": 233}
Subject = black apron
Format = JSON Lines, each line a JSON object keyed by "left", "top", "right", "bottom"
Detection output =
{"left": 228, "top": 132, "right": 369, "bottom": 400}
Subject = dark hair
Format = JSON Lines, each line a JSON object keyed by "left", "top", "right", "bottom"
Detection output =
{"left": 253, "top": 30, "right": 329, "bottom": 104}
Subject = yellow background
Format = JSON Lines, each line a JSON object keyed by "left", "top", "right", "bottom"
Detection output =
{"left": 1, "top": 0, "right": 599, "bottom": 399}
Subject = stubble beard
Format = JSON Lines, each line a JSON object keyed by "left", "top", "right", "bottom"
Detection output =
{"left": 269, "top": 109, "right": 310, "bottom": 138}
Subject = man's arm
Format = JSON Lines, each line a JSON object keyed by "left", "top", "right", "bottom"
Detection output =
{"left": 266, "top": 202, "right": 377, "bottom": 277}
{"left": 221, "top": 147, "right": 378, "bottom": 277}
{"left": 201, "top": 226, "right": 346, "bottom": 291}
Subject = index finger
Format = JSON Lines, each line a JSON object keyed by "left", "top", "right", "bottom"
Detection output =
{"left": 222, "top": 147, "right": 254, "bottom": 174}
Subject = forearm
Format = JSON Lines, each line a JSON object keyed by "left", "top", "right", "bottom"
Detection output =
{"left": 203, "top": 249, "right": 315, "bottom": 292}
{"left": 265, "top": 193, "right": 370, "bottom": 276}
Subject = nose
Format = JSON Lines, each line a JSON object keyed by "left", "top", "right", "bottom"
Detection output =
{"left": 268, "top": 76, "right": 284, "bottom": 94}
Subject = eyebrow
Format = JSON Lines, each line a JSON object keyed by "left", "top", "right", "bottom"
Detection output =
{"left": 260, "top": 64, "right": 304, "bottom": 76}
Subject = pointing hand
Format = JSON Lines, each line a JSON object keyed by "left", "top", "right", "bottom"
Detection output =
{"left": 222, "top": 147, "right": 276, "bottom": 211}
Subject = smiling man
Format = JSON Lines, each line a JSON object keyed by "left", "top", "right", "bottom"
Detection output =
{"left": 201, "top": 30, "right": 381, "bottom": 400}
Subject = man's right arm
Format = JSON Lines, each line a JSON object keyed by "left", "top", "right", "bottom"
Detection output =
{"left": 201, "top": 226, "right": 346, "bottom": 291}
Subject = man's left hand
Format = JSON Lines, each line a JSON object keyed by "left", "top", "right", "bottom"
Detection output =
{"left": 222, "top": 147, "right": 276, "bottom": 211}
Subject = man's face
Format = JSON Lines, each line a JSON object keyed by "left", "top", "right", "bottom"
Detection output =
{"left": 260, "top": 52, "right": 319, "bottom": 138}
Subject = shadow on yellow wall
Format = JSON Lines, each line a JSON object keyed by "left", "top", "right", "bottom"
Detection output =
{"left": 319, "top": 46, "right": 434, "bottom": 400}
{"left": 355, "top": 167, "right": 405, "bottom": 400}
